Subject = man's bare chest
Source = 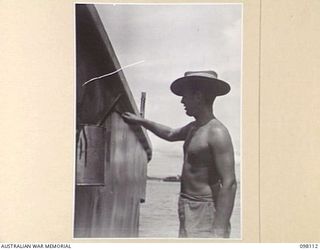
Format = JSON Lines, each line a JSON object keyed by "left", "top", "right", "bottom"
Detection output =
{"left": 183, "top": 128, "right": 213, "bottom": 165}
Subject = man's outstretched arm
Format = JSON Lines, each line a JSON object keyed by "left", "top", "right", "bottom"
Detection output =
{"left": 209, "top": 126, "right": 237, "bottom": 238}
{"left": 122, "top": 112, "right": 191, "bottom": 142}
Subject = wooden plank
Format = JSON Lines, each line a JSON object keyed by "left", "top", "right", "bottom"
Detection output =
{"left": 76, "top": 125, "right": 106, "bottom": 185}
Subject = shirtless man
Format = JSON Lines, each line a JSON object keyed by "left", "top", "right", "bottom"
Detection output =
{"left": 122, "top": 71, "right": 237, "bottom": 238}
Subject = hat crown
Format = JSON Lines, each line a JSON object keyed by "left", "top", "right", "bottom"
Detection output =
{"left": 184, "top": 70, "right": 218, "bottom": 79}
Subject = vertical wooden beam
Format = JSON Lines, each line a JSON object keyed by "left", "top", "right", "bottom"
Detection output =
{"left": 140, "top": 92, "right": 146, "bottom": 118}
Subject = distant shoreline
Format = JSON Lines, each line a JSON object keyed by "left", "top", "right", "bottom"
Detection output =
{"left": 147, "top": 175, "right": 180, "bottom": 182}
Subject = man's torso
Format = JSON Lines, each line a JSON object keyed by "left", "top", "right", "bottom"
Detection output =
{"left": 181, "top": 118, "right": 224, "bottom": 198}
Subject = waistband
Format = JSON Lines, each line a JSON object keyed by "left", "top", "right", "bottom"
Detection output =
{"left": 180, "top": 192, "right": 214, "bottom": 202}
{"left": 179, "top": 181, "right": 221, "bottom": 202}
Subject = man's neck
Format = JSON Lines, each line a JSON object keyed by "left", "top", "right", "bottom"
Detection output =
{"left": 194, "top": 108, "right": 215, "bottom": 127}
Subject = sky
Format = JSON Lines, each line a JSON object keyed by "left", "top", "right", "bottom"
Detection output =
{"left": 95, "top": 4, "right": 242, "bottom": 178}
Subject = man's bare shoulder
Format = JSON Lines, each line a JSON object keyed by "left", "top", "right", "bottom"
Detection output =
{"left": 206, "top": 119, "right": 232, "bottom": 147}
{"left": 207, "top": 119, "right": 229, "bottom": 135}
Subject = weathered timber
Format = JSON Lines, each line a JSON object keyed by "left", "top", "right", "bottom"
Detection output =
{"left": 74, "top": 4, "right": 152, "bottom": 238}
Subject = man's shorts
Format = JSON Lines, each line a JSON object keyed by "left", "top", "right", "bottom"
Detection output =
{"left": 178, "top": 193, "right": 231, "bottom": 238}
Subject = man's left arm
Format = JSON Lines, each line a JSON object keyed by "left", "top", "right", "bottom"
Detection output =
{"left": 209, "top": 127, "right": 237, "bottom": 238}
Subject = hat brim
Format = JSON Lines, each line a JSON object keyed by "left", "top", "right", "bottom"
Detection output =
{"left": 170, "top": 76, "right": 231, "bottom": 96}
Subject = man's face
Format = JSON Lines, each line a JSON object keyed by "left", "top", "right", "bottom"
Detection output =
{"left": 180, "top": 88, "right": 202, "bottom": 117}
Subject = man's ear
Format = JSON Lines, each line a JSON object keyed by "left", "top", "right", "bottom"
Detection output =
{"left": 194, "top": 91, "right": 204, "bottom": 102}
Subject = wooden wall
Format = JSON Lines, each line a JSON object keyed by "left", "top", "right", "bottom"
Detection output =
{"left": 74, "top": 4, "right": 152, "bottom": 238}
{"left": 74, "top": 113, "right": 148, "bottom": 237}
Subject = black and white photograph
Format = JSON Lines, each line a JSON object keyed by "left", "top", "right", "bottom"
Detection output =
{"left": 74, "top": 3, "right": 242, "bottom": 239}
{"left": 3, "top": 0, "right": 320, "bottom": 245}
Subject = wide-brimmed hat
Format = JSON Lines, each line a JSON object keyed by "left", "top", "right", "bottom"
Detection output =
{"left": 170, "top": 70, "right": 230, "bottom": 96}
